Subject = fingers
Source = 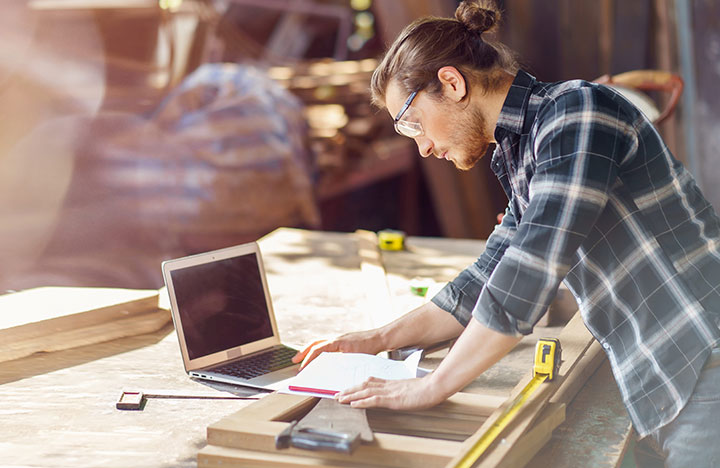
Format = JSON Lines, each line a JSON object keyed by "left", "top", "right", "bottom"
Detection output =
{"left": 337, "top": 377, "right": 389, "bottom": 407}
{"left": 349, "top": 395, "right": 384, "bottom": 409}
{"left": 336, "top": 377, "right": 431, "bottom": 411}
{"left": 299, "top": 340, "right": 340, "bottom": 370}
{"left": 292, "top": 339, "right": 327, "bottom": 363}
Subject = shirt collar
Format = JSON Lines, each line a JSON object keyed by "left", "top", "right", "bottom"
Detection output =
{"left": 494, "top": 69, "right": 536, "bottom": 138}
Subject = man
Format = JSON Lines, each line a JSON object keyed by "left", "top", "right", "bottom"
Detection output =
{"left": 293, "top": 1, "right": 720, "bottom": 465}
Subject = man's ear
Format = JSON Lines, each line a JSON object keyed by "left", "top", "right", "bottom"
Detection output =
{"left": 437, "top": 66, "right": 467, "bottom": 102}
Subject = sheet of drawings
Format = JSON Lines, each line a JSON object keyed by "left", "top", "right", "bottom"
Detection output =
{"left": 282, "top": 351, "right": 422, "bottom": 398}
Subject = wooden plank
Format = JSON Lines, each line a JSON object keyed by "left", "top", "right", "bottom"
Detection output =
{"left": 205, "top": 390, "right": 503, "bottom": 466}
{"left": 0, "top": 287, "right": 163, "bottom": 362}
{"left": 455, "top": 167, "right": 500, "bottom": 239}
{"left": 532, "top": 362, "right": 633, "bottom": 467}
{"left": 366, "top": 409, "right": 484, "bottom": 441}
{"left": 199, "top": 444, "right": 379, "bottom": 468}
{"left": 206, "top": 419, "right": 460, "bottom": 468}
{"left": 433, "top": 392, "right": 507, "bottom": 417}
{"left": 203, "top": 398, "right": 563, "bottom": 467}
{"left": 550, "top": 340, "right": 605, "bottom": 406}
{"left": 562, "top": 0, "right": 602, "bottom": 79}
{"left": 365, "top": 392, "right": 505, "bottom": 441}
{"left": 2, "top": 308, "right": 170, "bottom": 362}
{"left": 220, "top": 393, "right": 317, "bottom": 423}
{"left": 475, "top": 312, "right": 595, "bottom": 467}
{"left": 264, "top": 12, "right": 311, "bottom": 61}
{"left": 446, "top": 311, "right": 595, "bottom": 467}
{"left": 355, "top": 229, "right": 398, "bottom": 328}
{"left": 0, "top": 287, "right": 158, "bottom": 331}
{"left": 501, "top": 402, "right": 566, "bottom": 468}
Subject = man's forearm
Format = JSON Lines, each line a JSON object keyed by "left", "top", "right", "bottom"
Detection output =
{"left": 376, "top": 301, "right": 465, "bottom": 351}
{"left": 428, "top": 317, "right": 522, "bottom": 399}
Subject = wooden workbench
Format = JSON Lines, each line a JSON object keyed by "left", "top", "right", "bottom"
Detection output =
{"left": 0, "top": 228, "right": 632, "bottom": 467}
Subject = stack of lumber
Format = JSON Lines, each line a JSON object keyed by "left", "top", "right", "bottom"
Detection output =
{"left": 267, "top": 59, "right": 409, "bottom": 190}
{"left": 0, "top": 287, "right": 168, "bottom": 363}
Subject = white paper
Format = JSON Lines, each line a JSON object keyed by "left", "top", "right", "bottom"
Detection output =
{"left": 280, "top": 351, "right": 422, "bottom": 398}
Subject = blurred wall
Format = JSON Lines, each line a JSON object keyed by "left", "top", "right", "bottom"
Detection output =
{"left": 686, "top": 0, "right": 720, "bottom": 212}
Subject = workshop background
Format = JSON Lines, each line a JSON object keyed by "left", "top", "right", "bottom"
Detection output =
{"left": 1, "top": 0, "right": 718, "bottom": 292}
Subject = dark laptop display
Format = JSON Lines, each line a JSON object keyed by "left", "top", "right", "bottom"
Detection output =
{"left": 162, "top": 242, "right": 299, "bottom": 390}
{"left": 170, "top": 254, "right": 273, "bottom": 361}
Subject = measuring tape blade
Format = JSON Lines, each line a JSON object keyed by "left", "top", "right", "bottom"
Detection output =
{"left": 453, "top": 373, "right": 548, "bottom": 468}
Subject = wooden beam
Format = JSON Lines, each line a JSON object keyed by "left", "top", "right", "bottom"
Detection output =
{"left": 0, "top": 287, "right": 164, "bottom": 363}
{"left": 532, "top": 362, "right": 632, "bottom": 467}
{"left": 204, "top": 390, "right": 506, "bottom": 467}
{"left": 500, "top": 402, "right": 566, "bottom": 468}
{"left": 355, "top": 230, "right": 398, "bottom": 328}
{"left": 367, "top": 391, "right": 505, "bottom": 441}
{"left": 199, "top": 444, "right": 372, "bottom": 468}
{"left": 446, "top": 311, "right": 595, "bottom": 467}
{"left": 366, "top": 410, "right": 484, "bottom": 441}
{"left": 550, "top": 340, "right": 605, "bottom": 406}
{"left": 219, "top": 393, "right": 317, "bottom": 423}
{"left": 2, "top": 308, "right": 169, "bottom": 362}
{"left": 206, "top": 419, "right": 460, "bottom": 468}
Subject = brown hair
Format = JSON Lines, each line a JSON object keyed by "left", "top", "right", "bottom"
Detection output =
{"left": 370, "top": 0, "right": 518, "bottom": 108}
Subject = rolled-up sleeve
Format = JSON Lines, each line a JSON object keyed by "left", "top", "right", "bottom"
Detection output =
{"left": 472, "top": 88, "right": 635, "bottom": 335}
{"left": 431, "top": 204, "right": 518, "bottom": 327}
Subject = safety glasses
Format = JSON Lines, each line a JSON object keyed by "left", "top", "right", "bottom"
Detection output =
{"left": 393, "top": 91, "right": 423, "bottom": 138}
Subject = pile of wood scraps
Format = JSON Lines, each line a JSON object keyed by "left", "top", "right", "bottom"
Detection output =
{"left": 267, "top": 59, "right": 416, "bottom": 201}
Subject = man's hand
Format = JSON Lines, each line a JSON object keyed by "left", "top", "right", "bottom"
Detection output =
{"left": 336, "top": 318, "right": 522, "bottom": 411}
{"left": 336, "top": 375, "right": 444, "bottom": 410}
{"left": 292, "top": 329, "right": 384, "bottom": 370}
{"left": 292, "top": 301, "right": 465, "bottom": 371}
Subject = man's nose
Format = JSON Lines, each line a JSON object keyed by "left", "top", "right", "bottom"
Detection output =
{"left": 415, "top": 137, "right": 433, "bottom": 158}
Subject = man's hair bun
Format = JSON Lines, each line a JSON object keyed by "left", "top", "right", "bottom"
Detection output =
{"left": 455, "top": 0, "right": 501, "bottom": 35}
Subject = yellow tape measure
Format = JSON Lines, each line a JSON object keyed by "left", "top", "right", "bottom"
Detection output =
{"left": 378, "top": 229, "right": 405, "bottom": 251}
{"left": 453, "top": 338, "right": 562, "bottom": 468}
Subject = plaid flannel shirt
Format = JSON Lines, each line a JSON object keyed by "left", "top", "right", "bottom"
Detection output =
{"left": 431, "top": 70, "right": 720, "bottom": 436}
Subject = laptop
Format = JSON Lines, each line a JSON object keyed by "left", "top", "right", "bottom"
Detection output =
{"left": 162, "top": 242, "right": 299, "bottom": 390}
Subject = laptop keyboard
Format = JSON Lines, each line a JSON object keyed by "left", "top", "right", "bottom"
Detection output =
{"left": 211, "top": 346, "right": 297, "bottom": 380}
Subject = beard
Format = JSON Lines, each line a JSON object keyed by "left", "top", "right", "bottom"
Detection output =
{"left": 446, "top": 105, "right": 493, "bottom": 171}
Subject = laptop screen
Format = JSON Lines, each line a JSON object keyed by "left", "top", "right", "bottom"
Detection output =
{"left": 170, "top": 252, "right": 274, "bottom": 360}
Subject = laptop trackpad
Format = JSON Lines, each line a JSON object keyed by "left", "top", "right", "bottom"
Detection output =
{"left": 248, "top": 364, "right": 300, "bottom": 390}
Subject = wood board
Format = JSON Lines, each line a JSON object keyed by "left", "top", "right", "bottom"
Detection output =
{"left": 533, "top": 360, "right": 632, "bottom": 467}
{"left": 355, "top": 229, "right": 400, "bottom": 328}
{"left": 201, "top": 391, "right": 496, "bottom": 468}
{"left": 199, "top": 228, "right": 604, "bottom": 468}
{"left": 448, "top": 311, "right": 599, "bottom": 467}
{"left": 199, "top": 390, "right": 568, "bottom": 468}
{"left": 199, "top": 314, "right": 605, "bottom": 468}
{"left": 0, "top": 287, "right": 166, "bottom": 363}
